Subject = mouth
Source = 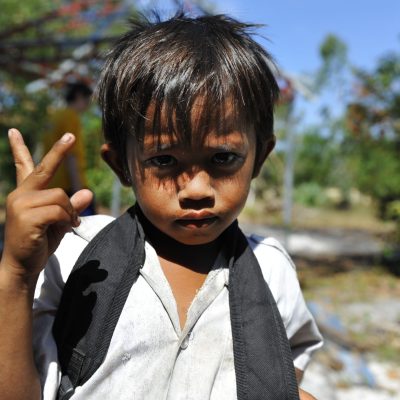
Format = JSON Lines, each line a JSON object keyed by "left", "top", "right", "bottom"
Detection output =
{"left": 176, "top": 212, "right": 218, "bottom": 229}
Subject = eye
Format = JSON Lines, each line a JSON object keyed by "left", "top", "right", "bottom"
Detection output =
{"left": 148, "top": 155, "right": 177, "bottom": 167}
{"left": 212, "top": 152, "right": 239, "bottom": 165}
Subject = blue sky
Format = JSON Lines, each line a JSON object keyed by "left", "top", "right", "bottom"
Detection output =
{"left": 213, "top": 0, "right": 400, "bottom": 127}
{"left": 141, "top": 1, "right": 400, "bottom": 75}
{"left": 214, "top": 0, "right": 400, "bottom": 74}
{"left": 143, "top": 0, "right": 400, "bottom": 126}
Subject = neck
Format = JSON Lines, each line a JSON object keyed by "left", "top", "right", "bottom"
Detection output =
{"left": 136, "top": 207, "right": 221, "bottom": 272}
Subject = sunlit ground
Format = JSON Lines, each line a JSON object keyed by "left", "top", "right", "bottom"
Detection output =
{"left": 241, "top": 201, "right": 400, "bottom": 398}
{"left": 242, "top": 201, "right": 399, "bottom": 362}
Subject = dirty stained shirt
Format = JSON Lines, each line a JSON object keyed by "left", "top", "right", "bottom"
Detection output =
{"left": 32, "top": 215, "right": 323, "bottom": 400}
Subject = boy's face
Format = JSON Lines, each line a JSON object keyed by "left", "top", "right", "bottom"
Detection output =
{"left": 103, "top": 102, "right": 273, "bottom": 245}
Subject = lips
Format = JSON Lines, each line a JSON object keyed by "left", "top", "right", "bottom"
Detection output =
{"left": 176, "top": 212, "right": 218, "bottom": 229}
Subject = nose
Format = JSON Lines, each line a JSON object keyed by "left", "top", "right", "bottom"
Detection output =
{"left": 178, "top": 170, "right": 215, "bottom": 208}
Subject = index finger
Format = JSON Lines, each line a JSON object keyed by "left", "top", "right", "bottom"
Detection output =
{"left": 21, "top": 132, "right": 76, "bottom": 191}
{"left": 8, "top": 128, "right": 35, "bottom": 186}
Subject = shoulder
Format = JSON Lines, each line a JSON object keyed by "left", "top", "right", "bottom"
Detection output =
{"left": 36, "top": 215, "right": 115, "bottom": 292}
{"left": 51, "top": 107, "right": 81, "bottom": 134}
{"left": 50, "top": 107, "right": 77, "bottom": 123}
{"left": 58, "top": 107, "right": 79, "bottom": 119}
{"left": 247, "top": 233, "right": 296, "bottom": 270}
{"left": 246, "top": 233, "right": 297, "bottom": 286}
{"left": 73, "top": 214, "right": 115, "bottom": 242}
{"left": 245, "top": 233, "right": 301, "bottom": 314}
{"left": 61, "top": 214, "right": 115, "bottom": 260}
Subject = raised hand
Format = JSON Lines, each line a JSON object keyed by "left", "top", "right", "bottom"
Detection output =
{"left": 1, "top": 128, "right": 93, "bottom": 279}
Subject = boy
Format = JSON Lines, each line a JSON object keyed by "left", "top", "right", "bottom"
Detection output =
{"left": 42, "top": 81, "right": 95, "bottom": 215}
{"left": 0, "top": 13, "right": 322, "bottom": 400}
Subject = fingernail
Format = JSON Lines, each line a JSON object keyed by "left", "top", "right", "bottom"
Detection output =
{"left": 61, "top": 133, "right": 73, "bottom": 143}
{"left": 8, "top": 128, "right": 20, "bottom": 141}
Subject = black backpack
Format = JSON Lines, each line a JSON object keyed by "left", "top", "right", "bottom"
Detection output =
{"left": 52, "top": 206, "right": 300, "bottom": 400}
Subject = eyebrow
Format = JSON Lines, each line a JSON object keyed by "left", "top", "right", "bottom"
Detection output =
{"left": 142, "top": 142, "right": 246, "bottom": 154}
{"left": 142, "top": 130, "right": 249, "bottom": 152}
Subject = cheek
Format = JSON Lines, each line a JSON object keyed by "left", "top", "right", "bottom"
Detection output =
{"left": 229, "top": 159, "right": 256, "bottom": 206}
{"left": 135, "top": 172, "right": 177, "bottom": 194}
{"left": 214, "top": 169, "right": 252, "bottom": 208}
{"left": 131, "top": 170, "right": 177, "bottom": 209}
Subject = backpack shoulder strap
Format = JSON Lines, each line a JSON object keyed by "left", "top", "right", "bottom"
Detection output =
{"left": 229, "top": 225, "right": 300, "bottom": 400}
{"left": 52, "top": 207, "right": 145, "bottom": 400}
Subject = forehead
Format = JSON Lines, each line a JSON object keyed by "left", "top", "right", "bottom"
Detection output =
{"left": 140, "top": 97, "right": 254, "bottom": 149}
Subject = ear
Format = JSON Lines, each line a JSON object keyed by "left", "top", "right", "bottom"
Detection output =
{"left": 252, "top": 136, "right": 276, "bottom": 178}
{"left": 100, "top": 143, "right": 132, "bottom": 186}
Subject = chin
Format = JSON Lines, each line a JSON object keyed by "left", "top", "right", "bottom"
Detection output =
{"left": 171, "top": 226, "right": 226, "bottom": 246}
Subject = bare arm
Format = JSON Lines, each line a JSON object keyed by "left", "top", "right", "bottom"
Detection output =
{"left": 295, "top": 367, "right": 304, "bottom": 382}
{"left": 299, "top": 388, "right": 317, "bottom": 400}
{"left": 0, "top": 270, "right": 41, "bottom": 400}
{"left": 0, "top": 129, "right": 92, "bottom": 400}
{"left": 296, "top": 368, "right": 317, "bottom": 400}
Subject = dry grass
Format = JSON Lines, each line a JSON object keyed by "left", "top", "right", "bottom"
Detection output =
{"left": 298, "top": 264, "right": 400, "bottom": 302}
{"left": 241, "top": 201, "right": 395, "bottom": 236}
{"left": 298, "top": 262, "right": 400, "bottom": 363}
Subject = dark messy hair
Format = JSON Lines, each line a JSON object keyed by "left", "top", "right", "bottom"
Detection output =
{"left": 97, "top": 12, "right": 280, "bottom": 172}
{"left": 65, "top": 82, "right": 92, "bottom": 104}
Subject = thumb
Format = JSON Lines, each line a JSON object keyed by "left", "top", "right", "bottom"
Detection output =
{"left": 70, "top": 189, "right": 94, "bottom": 215}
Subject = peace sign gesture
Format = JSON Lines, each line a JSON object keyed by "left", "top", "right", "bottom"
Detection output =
{"left": 1, "top": 128, "right": 93, "bottom": 279}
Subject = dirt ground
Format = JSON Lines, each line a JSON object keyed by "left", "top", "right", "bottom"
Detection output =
{"left": 241, "top": 203, "right": 400, "bottom": 399}
{"left": 297, "top": 259, "right": 400, "bottom": 399}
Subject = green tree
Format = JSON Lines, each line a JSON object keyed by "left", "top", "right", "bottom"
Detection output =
{"left": 0, "top": 1, "right": 136, "bottom": 206}
{"left": 345, "top": 49, "right": 400, "bottom": 218}
{"left": 295, "top": 128, "right": 339, "bottom": 187}
{"left": 0, "top": 1, "right": 59, "bottom": 198}
{"left": 316, "top": 34, "right": 348, "bottom": 91}
{"left": 312, "top": 32, "right": 400, "bottom": 243}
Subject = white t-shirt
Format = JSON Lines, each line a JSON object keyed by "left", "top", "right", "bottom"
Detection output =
{"left": 33, "top": 215, "right": 323, "bottom": 400}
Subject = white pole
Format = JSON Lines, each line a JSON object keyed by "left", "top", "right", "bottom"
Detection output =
{"left": 282, "top": 111, "right": 295, "bottom": 248}
{"left": 111, "top": 176, "right": 122, "bottom": 217}
{"left": 283, "top": 115, "right": 295, "bottom": 227}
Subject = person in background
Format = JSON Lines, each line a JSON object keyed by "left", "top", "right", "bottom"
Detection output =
{"left": 43, "top": 81, "right": 95, "bottom": 216}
